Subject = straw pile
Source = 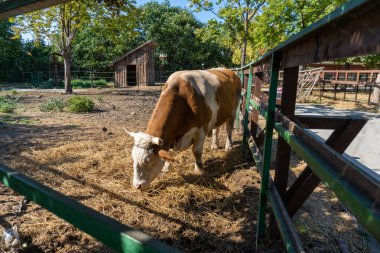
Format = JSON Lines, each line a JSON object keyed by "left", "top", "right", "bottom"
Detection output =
{"left": 4, "top": 126, "right": 270, "bottom": 252}
{"left": 0, "top": 88, "right": 370, "bottom": 252}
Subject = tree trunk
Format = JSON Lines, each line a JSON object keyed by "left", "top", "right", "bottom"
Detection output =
{"left": 241, "top": 14, "right": 249, "bottom": 67}
{"left": 63, "top": 51, "right": 72, "bottom": 94}
{"left": 241, "top": 40, "right": 247, "bottom": 67}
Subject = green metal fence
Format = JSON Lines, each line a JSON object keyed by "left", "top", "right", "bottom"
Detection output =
{"left": 0, "top": 164, "right": 182, "bottom": 253}
{"left": 235, "top": 0, "right": 380, "bottom": 251}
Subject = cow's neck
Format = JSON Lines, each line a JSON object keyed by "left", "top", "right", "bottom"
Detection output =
{"left": 145, "top": 92, "right": 184, "bottom": 150}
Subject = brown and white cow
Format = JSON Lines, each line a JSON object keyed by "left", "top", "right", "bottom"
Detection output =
{"left": 127, "top": 68, "right": 241, "bottom": 190}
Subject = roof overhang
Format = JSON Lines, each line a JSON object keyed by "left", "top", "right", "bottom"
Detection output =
{"left": 0, "top": 0, "right": 72, "bottom": 20}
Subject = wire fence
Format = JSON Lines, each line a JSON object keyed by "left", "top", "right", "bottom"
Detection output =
{"left": 0, "top": 70, "right": 176, "bottom": 88}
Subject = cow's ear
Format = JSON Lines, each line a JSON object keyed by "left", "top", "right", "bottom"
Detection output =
{"left": 125, "top": 128, "right": 137, "bottom": 138}
{"left": 152, "top": 137, "right": 163, "bottom": 146}
{"left": 158, "top": 150, "right": 174, "bottom": 162}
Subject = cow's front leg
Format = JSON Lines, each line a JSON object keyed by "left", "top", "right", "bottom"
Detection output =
{"left": 192, "top": 130, "right": 206, "bottom": 173}
{"left": 162, "top": 161, "right": 171, "bottom": 173}
{"left": 211, "top": 127, "right": 220, "bottom": 150}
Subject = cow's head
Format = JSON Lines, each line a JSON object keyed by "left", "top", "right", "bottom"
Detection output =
{"left": 126, "top": 130, "right": 173, "bottom": 190}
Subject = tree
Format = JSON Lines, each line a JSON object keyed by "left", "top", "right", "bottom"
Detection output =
{"left": 250, "top": 0, "right": 347, "bottom": 60}
{"left": 140, "top": 1, "right": 232, "bottom": 71}
{"left": 0, "top": 20, "right": 51, "bottom": 82}
{"left": 0, "top": 20, "right": 24, "bottom": 81}
{"left": 190, "top": 0, "right": 266, "bottom": 66}
{"left": 72, "top": 8, "right": 140, "bottom": 71}
{"left": 12, "top": 0, "right": 136, "bottom": 93}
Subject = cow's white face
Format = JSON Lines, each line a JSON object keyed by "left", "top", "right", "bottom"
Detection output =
{"left": 127, "top": 131, "right": 171, "bottom": 190}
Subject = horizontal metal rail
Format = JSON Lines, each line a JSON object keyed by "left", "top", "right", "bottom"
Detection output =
{"left": 268, "top": 182, "right": 305, "bottom": 253}
{"left": 0, "top": 164, "right": 182, "bottom": 253}
{"left": 249, "top": 137, "right": 304, "bottom": 252}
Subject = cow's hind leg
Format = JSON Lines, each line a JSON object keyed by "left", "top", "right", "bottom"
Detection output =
{"left": 225, "top": 96, "right": 241, "bottom": 150}
{"left": 211, "top": 127, "right": 220, "bottom": 150}
{"left": 192, "top": 130, "right": 206, "bottom": 173}
{"left": 225, "top": 115, "right": 234, "bottom": 150}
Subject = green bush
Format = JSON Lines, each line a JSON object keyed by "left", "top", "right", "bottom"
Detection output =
{"left": 0, "top": 95, "right": 17, "bottom": 113}
{"left": 67, "top": 96, "right": 94, "bottom": 113}
{"left": 39, "top": 97, "right": 64, "bottom": 112}
{"left": 31, "top": 80, "right": 64, "bottom": 89}
{"left": 95, "top": 95, "right": 104, "bottom": 103}
{"left": 72, "top": 79, "right": 108, "bottom": 88}
{"left": 9, "top": 89, "right": 18, "bottom": 95}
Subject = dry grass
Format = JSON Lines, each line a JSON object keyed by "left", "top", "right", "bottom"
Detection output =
{"left": 0, "top": 88, "right": 373, "bottom": 252}
{"left": 4, "top": 130, "right": 269, "bottom": 252}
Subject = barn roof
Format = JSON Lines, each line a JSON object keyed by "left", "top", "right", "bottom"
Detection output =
{"left": 110, "top": 41, "right": 157, "bottom": 66}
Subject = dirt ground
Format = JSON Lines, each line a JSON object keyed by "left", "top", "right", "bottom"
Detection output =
{"left": 0, "top": 86, "right": 374, "bottom": 252}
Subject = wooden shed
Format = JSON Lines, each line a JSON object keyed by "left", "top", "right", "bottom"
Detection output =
{"left": 111, "top": 41, "right": 157, "bottom": 87}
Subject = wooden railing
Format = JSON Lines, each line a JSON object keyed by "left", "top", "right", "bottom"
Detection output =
{"left": 236, "top": 0, "right": 380, "bottom": 252}
{"left": 320, "top": 70, "right": 380, "bottom": 102}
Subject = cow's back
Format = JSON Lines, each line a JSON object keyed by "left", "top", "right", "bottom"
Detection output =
{"left": 165, "top": 69, "right": 240, "bottom": 131}
{"left": 147, "top": 69, "right": 240, "bottom": 150}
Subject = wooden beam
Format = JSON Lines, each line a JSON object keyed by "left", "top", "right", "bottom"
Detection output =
{"left": 285, "top": 119, "right": 364, "bottom": 217}
{"left": 295, "top": 115, "right": 352, "bottom": 130}
{"left": 0, "top": 0, "right": 72, "bottom": 20}
{"left": 278, "top": 115, "right": 379, "bottom": 207}
{"left": 280, "top": 1, "right": 380, "bottom": 67}
{"left": 270, "top": 66, "right": 299, "bottom": 238}
{"left": 274, "top": 67, "right": 299, "bottom": 199}
{"left": 250, "top": 72, "right": 263, "bottom": 138}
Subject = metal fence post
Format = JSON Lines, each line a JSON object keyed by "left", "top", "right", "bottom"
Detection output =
{"left": 256, "top": 52, "right": 281, "bottom": 241}
{"left": 243, "top": 65, "right": 253, "bottom": 150}
{"left": 235, "top": 69, "right": 242, "bottom": 128}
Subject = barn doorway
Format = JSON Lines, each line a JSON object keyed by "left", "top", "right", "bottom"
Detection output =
{"left": 127, "top": 65, "right": 137, "bottom": 86}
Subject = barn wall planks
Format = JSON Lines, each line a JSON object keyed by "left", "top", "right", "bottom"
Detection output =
{"left": 111, "top": 42, "right": 156, "bottom": 87}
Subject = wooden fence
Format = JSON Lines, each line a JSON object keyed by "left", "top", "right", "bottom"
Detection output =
{"left": 236, "top": 0, "right": 380, "bottom": 252}
{"left": 320, "top": 70, "right": 380, "bottom": 103}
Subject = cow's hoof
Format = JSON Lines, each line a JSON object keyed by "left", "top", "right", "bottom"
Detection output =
{"left": 194, "top": 163, "right": 203, "bottom": 173}
{"left": 162, "top": 162, "right": 171, "bottom": 173}
{"left": 225, "top": 144, "right": 233, "bottom": 151}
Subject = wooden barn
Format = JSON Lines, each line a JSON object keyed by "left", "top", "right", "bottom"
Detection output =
{"left": 111, "top": 41, "right": 157, "bottom": 87}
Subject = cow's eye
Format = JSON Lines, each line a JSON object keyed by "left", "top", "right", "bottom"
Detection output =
{"left": 144, "top": 156, "right": 151, "bottom": 163}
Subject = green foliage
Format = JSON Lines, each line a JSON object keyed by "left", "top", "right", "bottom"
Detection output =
{"left": 95, "top": 95, "right": 105, "bottom": 103}
{"left": 67, "top": 96, "right": 94, "bottom": 113}
{"left": 71, "top": 79, "right": 108, "bottom": 88}
{"left": 140, "top": 2, "right": 232, "bottom": 70}
{"left": 39, "top": 97, "right": 64, "bottom": 112}
{"left": 250, "top": 0, "right": 347, "bottom": 60}
{"left": 0, "top": 114, "right": 38, "bottom": 125}
{"left": 192, "top": 0, "right": 349, "bottom": 65}
{"left": 31, "top": 80, "right": 64, "bottom": 89}
{"left": 9, "top": 89, "right": 18, "bottom": 95}
{"left": 72, "top": 7, "right": 140, "bottom": 71}
{"left": 0, "top": 95, "right": 17, "bottom": 113}
{"left": 0, "top": 21, "right": 51, "bottom": 82}
{"left": 190, "top": 0, "right": 266, "bottom": 66}
{"left": 12, "top": 0, "right": 137, "bottom": 92}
